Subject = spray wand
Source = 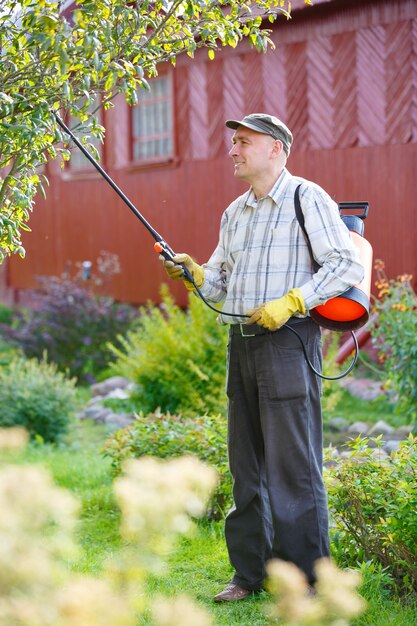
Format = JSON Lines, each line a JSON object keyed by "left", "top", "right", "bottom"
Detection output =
{"left": 53, "top": 114, "right": 187, "bottom": 271}
{"left": 53, "top": 112, "right": 358, "bottom": 380}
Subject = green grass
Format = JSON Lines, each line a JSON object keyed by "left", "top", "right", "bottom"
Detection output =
{"left": 2, "top": 416, "right": 416, "bottom": 625}
{"left": 141, "top": 523, "right": 417, "bottom": 626}
{"left": 141, "top": 521, "right": 270, "bottom": 625}
{"left": 354, "top": 598, "right": 417, "bottom": 626}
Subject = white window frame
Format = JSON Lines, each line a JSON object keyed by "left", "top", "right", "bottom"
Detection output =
{"left": 131, "top": 73, "right": 175, "bottom": 164}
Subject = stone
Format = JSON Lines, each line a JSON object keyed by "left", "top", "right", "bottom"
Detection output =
{"left": 327, "top": 417, "right": 350, "bottom": 432}
{"left": 339, "top": 450, "right": 353, "bottom": 460}
{"left": 90, "top": 376, "right": 131, "bottom": 397}
{"left": 82, "top": 404, "right": 107, "bottom": 420}
{"left": 368, "top": 448, "right": 389, "bottom": 462}
{"left": 367, "top": 420, "right": 394, "bottom": 437}
{"left": 394, "top": 425, "right": 415, "bottom": 438}
{"left": 339, "top": 377, "right": 383, "bottom": 401}
{"left": 88, "top": 395, "right": 104, "bottom": 406}
{"left": 347, "top": 421, "right": 369, "bottom": 435}
{"left": 103, "top": 388, "right": 131, "bottom": 400}
{"left": 383, "top": 440, "right": 401, "bottom": 454}
{"left": 105, "top": 413, "right": 133, "bottom": 429}
{"left": 92, "top": 408, "right": 118, "bottom": 424}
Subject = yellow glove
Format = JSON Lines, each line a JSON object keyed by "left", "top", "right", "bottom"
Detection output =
{"left": 246, "top": 288, "right": 306, "bottom": 331}
{"left": 160, "top": 253, "right": 204, "bottom": 291}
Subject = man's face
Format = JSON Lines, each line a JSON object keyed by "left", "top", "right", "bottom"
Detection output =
{"left": 229, "top": 126, "right": 278, "bottom": 183}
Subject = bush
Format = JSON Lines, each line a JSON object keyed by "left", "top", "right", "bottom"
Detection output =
{"left": 371, "top": 260, "right": 417, "bottom": 423}
{"left": 108, "top": 285, "right": 229, "bottom": 416}
{"left": 0, "top": 356, "right": 78, "bottom": 442}
{"left": 0, "top": 303, "right": 13, "bottom": 325}
{"left": 103, "top": 410, "right": 231, "bottom": 519}
{"left": 325, "top": 435, "right": 417, "bottom": 594}
{"left": 3, "top": 275, "right": 139, "bottom": 384}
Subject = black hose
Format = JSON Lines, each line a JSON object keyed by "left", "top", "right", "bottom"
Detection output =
{"left": 192, "top": 282, "right": 358, "bottom": 381}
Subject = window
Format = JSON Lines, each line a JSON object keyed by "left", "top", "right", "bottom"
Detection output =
{"left": 131, "top": 74, "right": 174, "bottom": 163}
{"left": 68, "top": 94, "right": 104, "bottom": 172}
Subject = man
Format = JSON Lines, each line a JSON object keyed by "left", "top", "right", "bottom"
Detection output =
{"left": 160, "top": 114, "right": 364, "bottom": 601}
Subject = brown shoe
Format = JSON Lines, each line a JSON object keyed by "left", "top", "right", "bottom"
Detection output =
{"left": 214, "top": 583, "right": 253, "bottom": 603}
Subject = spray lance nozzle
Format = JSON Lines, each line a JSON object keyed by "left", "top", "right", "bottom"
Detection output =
{"left": 153, "top": 241, "right": 195, "bottom": 284}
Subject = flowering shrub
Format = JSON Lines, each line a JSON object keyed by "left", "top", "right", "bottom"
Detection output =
{"left": 0, "top": 429, "right": 217, "bottom": 626}
{"left": 114, "top": 456, "right": 218, "bottom": 567}
{"left": 3, "top": 273, "right": 139, "bottom": 384}
{"left": 325, "top": 435, "right": 417, "bottom": 594}
{"left": 371, "top": 260, "right": 417, "bottom": 423}
{"left": 266, "top": 558, "right": 365, "bottom": 625}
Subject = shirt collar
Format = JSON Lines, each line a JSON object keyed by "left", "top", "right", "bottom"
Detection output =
{"left": 245, "top": 167, "right": 292, "bottom": 208}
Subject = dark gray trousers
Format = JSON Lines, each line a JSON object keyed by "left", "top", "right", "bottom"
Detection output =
{"left": 225, "top": 318, "right": 330, "bottom": 589}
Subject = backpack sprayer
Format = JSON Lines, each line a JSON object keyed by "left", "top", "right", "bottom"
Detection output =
{"left": 53, "top": 112, "right": 373, "bottom": 380}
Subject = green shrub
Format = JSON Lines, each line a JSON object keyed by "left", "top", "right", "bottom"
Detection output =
{"left": 371, "top": 260, "right": 417, "bottom": 423}
{"left": 0, "top": 356, "right": 78, "bottom": 442}
{"left": 325, "top": 435, "right": 417, "bottom": 594}
{"left": 108, "top": 285, "right": 229, "bottom": 416}
{"left": 3, "top": 275, "right": 139, "bottom": 384}
{"left": 0, "top": 336, "right": 18, "bottom": 368}
{"left": 0, "top": 303, "right": 13, "bottom": 325}
{"left": 0, "top": 304, "right": 17, "bottom": 367}
{"left": 102, "top": 410, "right": 231, "bottom": 519}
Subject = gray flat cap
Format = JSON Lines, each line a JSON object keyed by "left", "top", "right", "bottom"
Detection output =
{"left": 225, "top": 113, "right": 293, "bottom": 156}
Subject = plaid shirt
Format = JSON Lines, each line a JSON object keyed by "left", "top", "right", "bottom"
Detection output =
{"left": 200, "top": 168, "right": 364, "bottom": 325}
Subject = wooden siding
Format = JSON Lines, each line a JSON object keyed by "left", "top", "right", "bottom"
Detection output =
{"left": 5, "top": 0, "right": 417, "bottom": 307}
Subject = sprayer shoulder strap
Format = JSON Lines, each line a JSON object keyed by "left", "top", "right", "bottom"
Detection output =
{"left": 294, "top": 184, "right": 321, "bottom": 272}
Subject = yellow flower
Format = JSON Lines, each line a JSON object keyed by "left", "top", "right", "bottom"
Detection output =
{"left": 399, "top": 274, "right": 413, "bottom": 283}
{"left": 378, "top": 289, "right": 391, "bottom": 298}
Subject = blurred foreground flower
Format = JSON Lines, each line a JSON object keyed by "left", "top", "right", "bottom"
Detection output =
{"left": 0, "top": 426, "right": 29, "bottom": 451}
{"left": 114, "top": 456, "right": 218, "bottom": 561}
{"left": 152, "top": 594, "right": 213, "bottom": 626}
{"left": 266, "top": 558, "right": 366, "bottom": 626}
{"left": 0, "top": 464, "right": 80, "bottom": 625}
{"left": 56, "top": 578, "right": 134, "bottom": 626}
{"left": 0, "top": 450, "right": 217, "bottom": 626}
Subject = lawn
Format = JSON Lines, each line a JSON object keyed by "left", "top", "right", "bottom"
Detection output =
{"left": 3, "top": 400, "right": 416, "bottom": 626}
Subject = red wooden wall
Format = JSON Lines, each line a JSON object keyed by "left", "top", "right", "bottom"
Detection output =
{"left": 5, "top": 0, "right": 417, "bottom": 307}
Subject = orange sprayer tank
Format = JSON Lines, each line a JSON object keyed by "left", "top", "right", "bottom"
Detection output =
{"left": 310, "top": 202, "right": 373, "bottom": 332}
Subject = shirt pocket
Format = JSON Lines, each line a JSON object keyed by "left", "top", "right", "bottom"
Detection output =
{"left": 259, "top": 325, "right": 310, "bottom": 402}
